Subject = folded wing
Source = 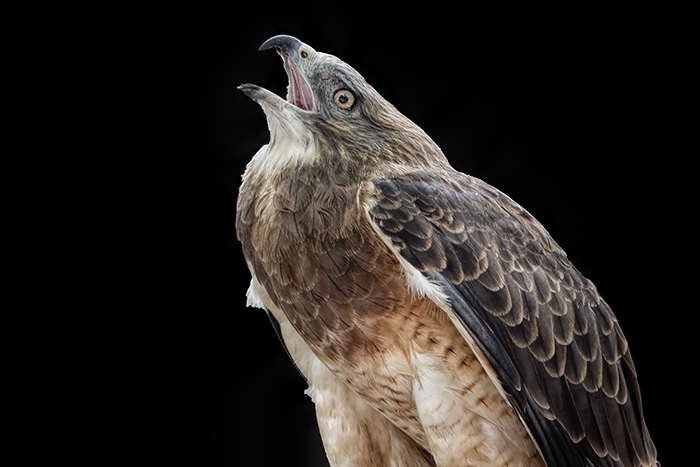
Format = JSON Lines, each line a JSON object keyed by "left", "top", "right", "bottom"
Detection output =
{"left": 366, "top": 171, "right": 659, "bottom": 467}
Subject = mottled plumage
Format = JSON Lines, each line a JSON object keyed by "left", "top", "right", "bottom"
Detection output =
{"left": 237, "top": 35, "right": 658, "bottom": 466}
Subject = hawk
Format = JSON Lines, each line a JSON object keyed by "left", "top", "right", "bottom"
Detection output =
{"left": 236, "top": 35, "right": 659, "bottom": 467}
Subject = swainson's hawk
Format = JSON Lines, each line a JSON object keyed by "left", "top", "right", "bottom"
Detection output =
{"left": 237, "top": 35, "right": 659, "bottom": 467}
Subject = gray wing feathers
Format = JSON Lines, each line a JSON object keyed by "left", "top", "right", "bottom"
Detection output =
{"left": 368, "top": 172, "right": 658, "bottom": 467}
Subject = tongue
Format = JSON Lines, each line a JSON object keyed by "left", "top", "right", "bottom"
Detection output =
{"left": 286, "top": 61, "right": 314, "bottom": 111}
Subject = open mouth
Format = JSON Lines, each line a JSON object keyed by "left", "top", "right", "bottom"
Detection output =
{"left": 280, "top": 53, "right": 315, "bottom": 111}
{"left": 239, "top": 36, "right": 316, "bottom": 113}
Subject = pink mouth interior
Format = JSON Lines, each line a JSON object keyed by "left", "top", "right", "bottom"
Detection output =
{"left": 283, "top": 59, "right": 314, "bottom": 111}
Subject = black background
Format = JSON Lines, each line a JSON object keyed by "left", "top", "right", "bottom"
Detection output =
{"left": 183, "top": 6, "right": 695, "bottom": 467}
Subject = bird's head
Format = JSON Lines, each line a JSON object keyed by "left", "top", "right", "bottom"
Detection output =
{"left": 239, "top": 35, "right": 446, "bottom": 174}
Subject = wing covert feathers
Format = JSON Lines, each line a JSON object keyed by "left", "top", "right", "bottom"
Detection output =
{"left": 368, "top": 171, "right": 659, "bottom": 467}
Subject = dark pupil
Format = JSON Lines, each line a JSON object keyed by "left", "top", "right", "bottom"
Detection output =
{"left": 338, "top": 94, "right": 349, "bottom": 104}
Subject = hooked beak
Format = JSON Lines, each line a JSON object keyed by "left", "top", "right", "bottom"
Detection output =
{"left": 239, "top": 35, "right": 316, "bottom": 112}
{"left": 258, "top": 34, "right": 304, "bottom": 55}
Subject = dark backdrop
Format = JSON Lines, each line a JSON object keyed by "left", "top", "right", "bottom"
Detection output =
{"left": 183, "top": 7, "right": 695, "bottom": 467}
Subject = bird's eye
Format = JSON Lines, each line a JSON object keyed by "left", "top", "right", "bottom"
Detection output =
{"left": 300, "top": 50, "right": 308, "bottom": 59}
{"left": 333, "top": 89, "right": 355, "bottom": 110}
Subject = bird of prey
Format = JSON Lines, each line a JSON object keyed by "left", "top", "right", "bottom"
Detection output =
{"left": 236, "top": 35, "right": 659, "bottom": 467}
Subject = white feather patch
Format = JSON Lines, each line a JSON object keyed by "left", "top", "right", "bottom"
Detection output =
{"left": 399, "top": 258, "right": 450, "bottom": 309}
{"left": 244, "top": 105, "right": 318, "bottom": 180}
{"left": 363, "top": 204, "right": 450, "bottom": 310}
{"left": 245, "top": 279, "right": 266, "bottom": 309}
